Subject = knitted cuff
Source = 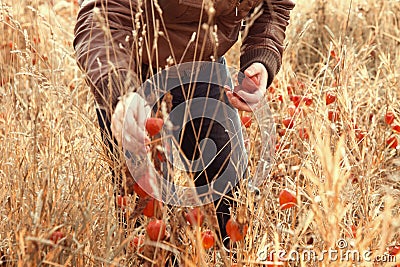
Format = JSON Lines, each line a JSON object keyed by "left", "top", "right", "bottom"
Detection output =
{"left": 240, "top": 48, "right": 281, "bottom": 88}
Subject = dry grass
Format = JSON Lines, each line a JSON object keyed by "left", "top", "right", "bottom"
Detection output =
{"left": 0, "top": 0, "right": 400, "bottom": 266}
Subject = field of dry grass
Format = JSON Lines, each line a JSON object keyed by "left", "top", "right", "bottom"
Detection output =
{"left": 0, "top": 0, "right": 399, "bottom": 266}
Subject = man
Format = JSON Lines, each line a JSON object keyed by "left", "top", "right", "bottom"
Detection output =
{"left": 74, "top": 0, "right": 294, "bottom": 260}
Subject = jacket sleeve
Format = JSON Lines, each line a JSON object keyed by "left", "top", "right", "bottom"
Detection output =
{"left": 73, "top": 0, "right": 140, "bottom": 113}
{"left": 240, "top": 0, "right": 295, "bottom": 87}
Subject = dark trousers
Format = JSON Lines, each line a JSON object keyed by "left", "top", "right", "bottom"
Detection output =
{"left": 96, "top": 59, "right": 246, "bottom": 247}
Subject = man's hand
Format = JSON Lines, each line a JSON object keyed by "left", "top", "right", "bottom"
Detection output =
{"left": 225, "top": 62, "right": 268, "bottom": 112}
{"left": 111, "top": 92, "right": 150, "bottom": 155}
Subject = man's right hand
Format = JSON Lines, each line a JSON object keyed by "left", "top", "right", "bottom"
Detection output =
{"left": 111, "top": 92, "right": 150, "bottom": 155}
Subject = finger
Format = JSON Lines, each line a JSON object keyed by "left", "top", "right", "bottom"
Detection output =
{"left": 245, "top": 62, "right": 264, "bottom": 76}
{"left": 235, "top": 89, "right": 263, "bottom": 105}
{"left": 233, "top": 99, "right": 252, "bottom": 112}
{"left": 244, "top": 65, "right": 256, "bottom": 77}
{"left": 125, "top": 127, "right": 149, "bottom": 154}
{"left": 129, "top": 93, "right": 150, "bottom": 136}
{"left": 136, "top": 102, "right": 150, "bottom": 127}
{"left": 125, "top": 136, "right": 147, "bottom": 155}
{"left": 226, "top": 91, "right": 252, "bottom": 112}
{"left": 130, "top": 93, "right": 142, "bottom": 123}
{"left": 244, "top": 70, "right": 260, "bottom": 86}
{"left": 239, "top": 76, "right": 258, "bottom": 93}
{"left": 244, "top": 65, "right": 260, "bottom": 80}
{"left": 227, "top": 86, "right": 252, "bottom": 106}
{"left": 225, "top": 90, "right": 234, "bottom": 103}
{"left": 224, "top": 85, "right": 232, "bottom": 92}
{"left": 125, "top": 114, "right": 147, "bottom": 144}
{"left": 111, "top": 111, "right": 123, "bottom": 135}
{"left": 226, "top": 90, "right": 244, "bottom": 103}
{"left": 249, "top": 75, "right": 260, "bottom": 86}
{"left": 125, "top": 92, "right": 136, "bottom": 114}
{"left": 124, "top": 111, "right": 136, "bottom": 131}
{"left": 132, "top": 127, "right": 150, "bottom": 145}
{"left": 232, "top": 84, "right": 249, "bottom": 101}
{"left": 244, "top": 62, "right": 269, "bottom": 89}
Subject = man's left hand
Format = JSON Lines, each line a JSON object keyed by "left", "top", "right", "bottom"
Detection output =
{"left": 225, "top": 62, "right": 268, "bottom": 112}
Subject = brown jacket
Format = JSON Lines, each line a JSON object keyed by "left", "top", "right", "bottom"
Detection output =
{"left": 74, "top": 0, "right": 295, "bottom": 110}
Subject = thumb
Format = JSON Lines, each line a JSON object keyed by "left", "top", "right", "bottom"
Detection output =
{"left": 244, "top": 66, "right": 257, "bottom": 77}
{"left": 244, "top": 64, "right": 261, "bottom": 85}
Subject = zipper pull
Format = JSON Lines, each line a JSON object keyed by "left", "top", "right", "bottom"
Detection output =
{"left": 235, "top": 1, "right": 240, "bottom": 16}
